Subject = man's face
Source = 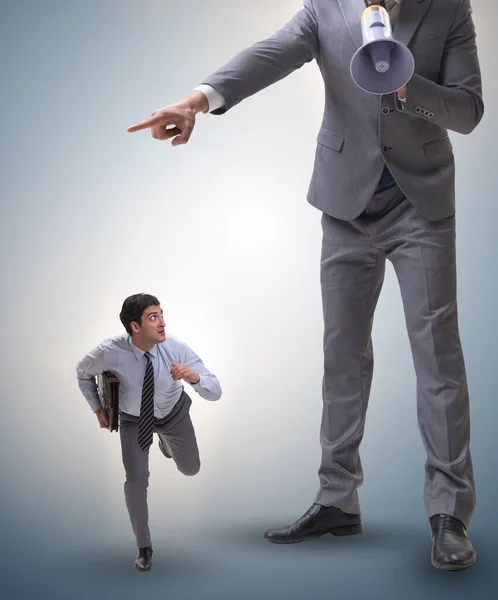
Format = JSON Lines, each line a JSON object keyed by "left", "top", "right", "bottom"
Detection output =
{"left": 133, "top": 305, "right": 166, "bottom": 344}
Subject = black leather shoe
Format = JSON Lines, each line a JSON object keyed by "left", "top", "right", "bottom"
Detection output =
{"left": 134, "top": 546, "right": 153, "bottom": 571}
{"left": 158, "top": 439, "right": 171, "bottom": 459}
{"left": 264, "top": 503, "right": 362, "bottom": 544}
{"left": 430, "top": 514, "right": 476, "bottom": 571}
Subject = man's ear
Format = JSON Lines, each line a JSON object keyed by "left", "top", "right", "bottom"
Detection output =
{"left": 130, "top": 321, "right": 140, "bottom": 334}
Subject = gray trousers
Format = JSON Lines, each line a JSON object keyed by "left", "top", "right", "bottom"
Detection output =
{"left": 314, "top": 184, "right": 475, "bottom": 527}
{"left": 119, "top": 391, "right": 200, "bottom": 548}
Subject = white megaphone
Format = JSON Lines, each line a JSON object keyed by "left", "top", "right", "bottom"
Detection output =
{"left": 350, "top": 4, "right": 414, "bottom": 95}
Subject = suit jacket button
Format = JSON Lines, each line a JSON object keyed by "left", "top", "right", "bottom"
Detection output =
{"left": 415, "top": 107, "right": 421, "bottom": 113}
{"left": 382, "top": 144, "right": 391, "bottom": 153}
{"left": 381, "top": 106, "right": 390, "bottom": 115}
{"left": 428, "top": 112, "right": 434, "bottom": 118}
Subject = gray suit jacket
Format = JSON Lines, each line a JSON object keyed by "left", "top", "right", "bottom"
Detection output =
{"left": 201, "top": 0, "right": 483, "bottom": 220}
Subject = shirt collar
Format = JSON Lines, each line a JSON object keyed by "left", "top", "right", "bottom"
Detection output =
{"left": 128, "top": 336, "right": 158, "bottom": 360}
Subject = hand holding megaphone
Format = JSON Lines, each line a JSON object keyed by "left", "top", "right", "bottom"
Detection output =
{"left": 350, "top": 4, "right": 414, "bottom": 95}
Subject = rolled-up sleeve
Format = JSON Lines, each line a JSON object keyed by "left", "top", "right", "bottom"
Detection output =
{"left": 182, "top": 344, "right": 222, "bottom": 401}
{"left": 76, "top": 344, "right": 107, "bottom": 412}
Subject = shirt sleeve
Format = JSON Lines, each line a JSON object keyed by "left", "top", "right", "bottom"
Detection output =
{"left": 75, "top": 344, "right": 107, "bottom": 412}
{"left": 193, "top": 84, "right": 226, "bottom": 113}
{"left": 180, "top": 342, "right": 222, "bottom": 401}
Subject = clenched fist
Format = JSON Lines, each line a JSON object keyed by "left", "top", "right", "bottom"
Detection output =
{"left": 170, "top": 363, "right": 200, "bottom": 384}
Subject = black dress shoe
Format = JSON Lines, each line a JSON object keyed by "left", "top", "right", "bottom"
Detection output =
{"left": 134, "top": 546, "right": 153, "bottom": 571}
{"left": 430, "top": 514, "right": 476, "bottom": 571}
{"left": 264, "top": 503, "right": 362, "bottom": 544}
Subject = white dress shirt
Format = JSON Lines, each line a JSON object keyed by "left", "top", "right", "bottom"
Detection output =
{"left": 76, "top": 333, "right": 222, "bottom": 418}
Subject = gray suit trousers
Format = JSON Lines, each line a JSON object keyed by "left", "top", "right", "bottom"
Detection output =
{"left": 119, "top": 391, "right": 200, "bottom": 548}
{"left": 314, "top": 184, "right": 475, "bottom": 527}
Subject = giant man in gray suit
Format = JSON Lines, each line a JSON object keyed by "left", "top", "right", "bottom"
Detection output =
{"left": 128, "top": 0, "right": 483, "bottom": 570}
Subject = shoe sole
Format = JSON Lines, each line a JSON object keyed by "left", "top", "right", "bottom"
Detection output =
{"left": 264, "top": 523, "right": 362, "bottom": 544}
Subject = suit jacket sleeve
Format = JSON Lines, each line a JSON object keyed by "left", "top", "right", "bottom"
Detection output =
{"left": 397, "top": 0, "right": 484, "bottom": 134}
{"left": 199, "top": 0, "right": 319, "bottom": 115}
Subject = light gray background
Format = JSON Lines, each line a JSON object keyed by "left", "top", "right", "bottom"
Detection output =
{"left": 0, "top": 1, "right": 496, "bottom": 598}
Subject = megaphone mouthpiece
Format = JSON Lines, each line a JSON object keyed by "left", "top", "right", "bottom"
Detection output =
{"left": 368, "top": 41, "right": 392, "bottom": 73}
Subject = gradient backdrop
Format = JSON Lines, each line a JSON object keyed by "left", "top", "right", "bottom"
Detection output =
{"left": 0, "top": 1, "right": 496, "bottom": 599}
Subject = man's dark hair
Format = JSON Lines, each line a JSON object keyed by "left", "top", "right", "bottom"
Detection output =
{"left": 119, "top": 293, "right": 160, "bottom": 335}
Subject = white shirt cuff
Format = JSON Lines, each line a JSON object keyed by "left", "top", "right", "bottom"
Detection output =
{"left": 194, "top": 84, "right": 226, "bottom": 113}
{"left": 395, "top": 92, "right": 406, "bottom": 111}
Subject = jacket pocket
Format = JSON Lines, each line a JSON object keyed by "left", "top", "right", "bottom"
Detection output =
{"left": 423, "top": 136, "right": 453, "bottom": 158}
{"left": 317, "top": 128, "right": 345, "bottom": 152}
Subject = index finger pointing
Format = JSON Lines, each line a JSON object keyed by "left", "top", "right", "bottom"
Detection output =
{"left": 127, "top": 115, "right": 165, "bottom": 133}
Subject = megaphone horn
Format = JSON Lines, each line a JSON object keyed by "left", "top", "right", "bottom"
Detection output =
{"left": 350, "top": 4, "right": 415, "bottom": 95}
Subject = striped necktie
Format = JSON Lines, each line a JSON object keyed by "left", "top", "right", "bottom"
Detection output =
{"left": 137, "top": 352, "right": 155, "bottom": 452}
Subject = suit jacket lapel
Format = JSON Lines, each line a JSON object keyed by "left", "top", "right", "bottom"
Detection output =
{"left": 337, "top": 0, "right": 365, "bottom": 50}
{"left": 394, "top": 0, "right": 433, "bottom": 46}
